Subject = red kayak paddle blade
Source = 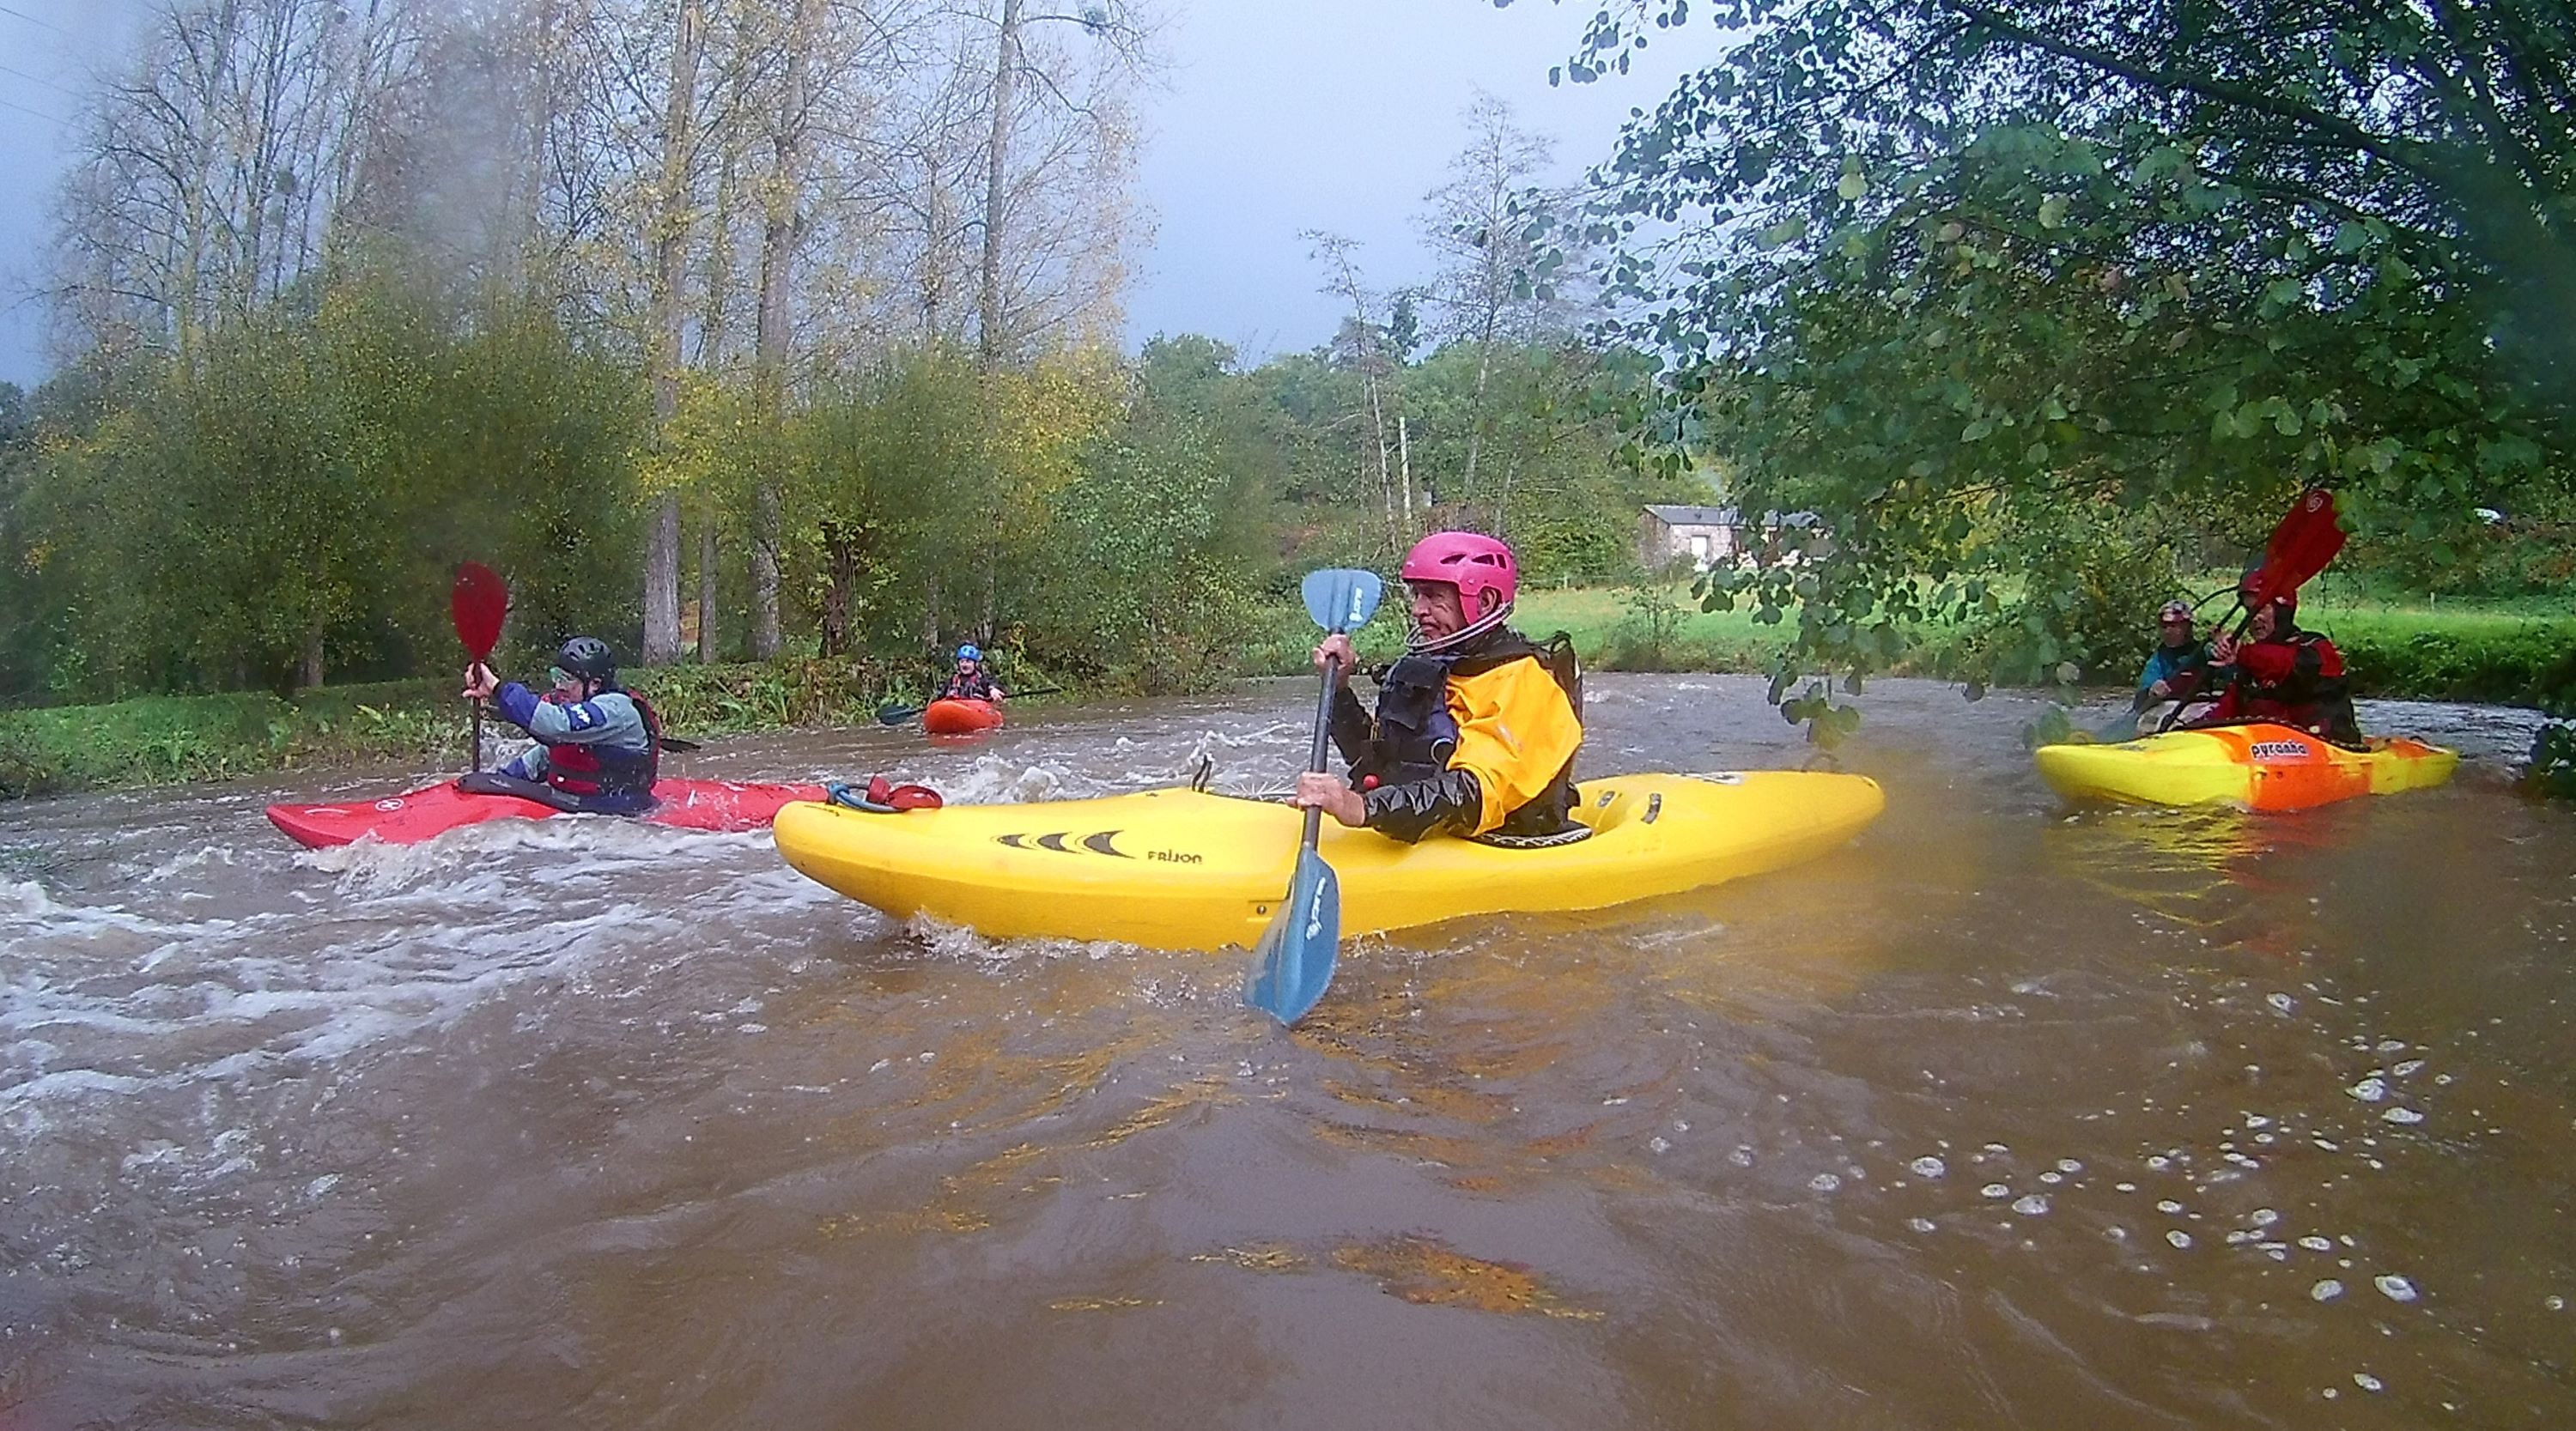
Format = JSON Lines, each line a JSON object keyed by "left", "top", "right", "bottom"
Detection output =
{"left": 2252, "top": 489, "right": 2344, "bottom": 606}
{"left": 452, "top": 561, "right": 508, "bottom": 660}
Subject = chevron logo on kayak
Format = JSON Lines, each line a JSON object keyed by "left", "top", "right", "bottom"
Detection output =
{"left": 993, "top": 830, "right": 1134, "bottom": 858}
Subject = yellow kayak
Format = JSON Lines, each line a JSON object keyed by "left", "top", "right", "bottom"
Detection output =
{"left": 2034, "top": 723, "right": 2458, "bottom": 811}
{"left": 773, "top": 771, "right": 1885, "bottom": 950}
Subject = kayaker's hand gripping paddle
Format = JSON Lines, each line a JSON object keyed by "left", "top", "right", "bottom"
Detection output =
{"left": 451, "top": 561, "right": 507, "bottom": 773}
{"left": 1244, "top": 567, "right": 1385, "bottom": 1026}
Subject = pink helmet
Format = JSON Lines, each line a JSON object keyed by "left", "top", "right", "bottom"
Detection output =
{"left": 1400, "top": 531, "right": 1516, "bottom": 615}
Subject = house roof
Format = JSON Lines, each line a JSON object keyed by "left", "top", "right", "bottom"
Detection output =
{"left": 1642, "top": 504, "right": 1738, "bottom": 525}
{"left": 1643, "top": 504, "right": 1823, "bottom": 529}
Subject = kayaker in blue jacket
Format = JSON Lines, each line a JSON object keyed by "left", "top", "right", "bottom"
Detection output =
{"left": 460, "top": 637, "right": 662, "bottom": 815}
{"left": 2137, "top": 600, "right": 2209, "bottom": 706}
{"left": 937, "top": 644, "right": 1006, "bottom": 704}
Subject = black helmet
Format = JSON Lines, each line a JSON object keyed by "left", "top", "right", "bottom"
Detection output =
{"left": 555, "top": 636, "right": 617, "bottom": 682}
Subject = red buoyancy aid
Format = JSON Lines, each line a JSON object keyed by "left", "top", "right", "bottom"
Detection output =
{"left": 541, "top": 692, "right": 662, "bottom": 799}
{"left": 2203, "top": 631, "right": 2360, "bottom": 742}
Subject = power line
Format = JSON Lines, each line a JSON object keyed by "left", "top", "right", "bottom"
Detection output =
{"left": 0, "top": 5, "right": 67, "bottom": 35}
{"left": 0, "top": 94, "right": 64, "bottom": 125}
{"left": 0, "top": 61, "right": 76, "bottom": 97}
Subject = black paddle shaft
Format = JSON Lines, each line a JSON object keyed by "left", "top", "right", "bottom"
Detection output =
{"left": 1300, "top": 657, "right": 1345, "bottom": 848}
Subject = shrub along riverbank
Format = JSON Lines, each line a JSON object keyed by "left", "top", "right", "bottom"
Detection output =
{"left": 4, "top": 588, "right": 2569, "bottom": 799}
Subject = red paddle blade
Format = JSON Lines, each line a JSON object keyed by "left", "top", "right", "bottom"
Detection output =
{"left": 2250, "top": 488, "right": 2343, "bottom": 606}
{"left": 451, "top": 561, "right": 508, "bottom": 660}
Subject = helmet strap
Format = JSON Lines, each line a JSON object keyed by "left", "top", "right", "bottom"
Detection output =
{"left": 1407, "top": 598, "right": 1515, "bottom": 655}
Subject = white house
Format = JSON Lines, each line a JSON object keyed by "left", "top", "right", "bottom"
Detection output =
{"left": 1638, "top": 505, "right": 1740, "bottom": 569}
{"left": 1639, "top": 505, "right": 1826, "bottom": 571}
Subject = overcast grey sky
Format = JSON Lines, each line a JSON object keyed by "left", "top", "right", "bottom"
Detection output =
{"left": 0, "top": 0, "right": 149, "bottom": 386}
{"left": 0, "top": 0, "right": 1700, "bottom": 388}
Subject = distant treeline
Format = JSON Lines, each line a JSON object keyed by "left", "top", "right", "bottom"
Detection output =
{"left": 0, "top": 0, "right": 1698, "bottom": 704}
{"left": 0, "top": 285, "right": 1697, "bottom": 703}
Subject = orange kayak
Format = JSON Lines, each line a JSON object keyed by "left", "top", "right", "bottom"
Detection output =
{"left": 922, "top": 699, "right": 1004, "bottom": 735}
{"left": 2035, "top": 723, "right": 2458, "bottom": 811}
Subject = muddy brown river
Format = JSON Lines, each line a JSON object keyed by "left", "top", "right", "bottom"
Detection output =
{"left": 1, "top": 676, "right": 2568, "bottom": 1428}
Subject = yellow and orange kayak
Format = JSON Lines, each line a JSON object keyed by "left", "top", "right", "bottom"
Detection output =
{"left": 773, "top": 771, "right": 1885, "bottom": 950}
{"left": 2034, "top": 723, "right": 2458, "bottom": 811}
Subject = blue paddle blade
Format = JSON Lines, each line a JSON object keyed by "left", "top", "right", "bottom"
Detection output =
{"left": 1301, "top": 568, "right": 1384, "bottom": 633}
{"left": 1243, "top": 846, "right": 1340, "bottom": 1024}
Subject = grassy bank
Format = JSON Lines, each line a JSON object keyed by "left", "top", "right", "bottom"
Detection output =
{"left": 2305, "top": 609, "right": 2576, "bottom": 707}
{"left": 2162, "top": 576, "right": 2576, "bottom": 706}
{"left": 1238, "top": 584, "right": 1794, "bottom": 676}
{"left": 1244, "top": 582, "right": 2576, "bottom": 704}
{"left": 0, "top": 658, "right": 906, "bottom": 800}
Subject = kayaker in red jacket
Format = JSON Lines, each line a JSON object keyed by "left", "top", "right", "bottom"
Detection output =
{"left": 2190, "top": 579, "right": 2362, "bottom": 743}
{"left": 938, "top": 644, "right": 1005, "bottom": 704}
{"left": 1292, "top": 531, "right": 1586, "bottom": 845}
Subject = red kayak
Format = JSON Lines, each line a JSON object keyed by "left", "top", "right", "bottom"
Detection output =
{"left": 266, "top": 777, "right": 829, "bottom": 849}
{"left": 921, "top": 699, "right": 1004, "bottom": 736}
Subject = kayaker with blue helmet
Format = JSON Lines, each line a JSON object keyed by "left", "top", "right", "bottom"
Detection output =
{"left": 459, "top": 637, "right": 662, "bottom": 815}
{"left": 1293, "top": 531, "right": 1586, "bottom": 845}
{"left": 938, "top": 644, "right": 1006, "bottom": 705}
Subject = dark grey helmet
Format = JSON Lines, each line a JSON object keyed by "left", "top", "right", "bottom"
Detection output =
{"left": 555, "top": 636, "right": 617, "bottom": 682}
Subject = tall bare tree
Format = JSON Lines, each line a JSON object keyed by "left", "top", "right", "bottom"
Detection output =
{"left": 46, "top": 0, "right": 1157, "bottom": 675}
{"left": 51, "top": 0, "right": 432, "bottom": 364}
{"left": 969, "top": 0, "right": 1155, "bottom": 368}
{"left": 639, "top": 0, "right": 706, "bottom": 665}
{"left": 1307, "top": 230, "right": 1407, "bottom": 549}
{"left": 1420, "top": 93, "right": 1561, "bottom": 518}
{"left": 744, "top": 0, "right": 831, "bottom": 658}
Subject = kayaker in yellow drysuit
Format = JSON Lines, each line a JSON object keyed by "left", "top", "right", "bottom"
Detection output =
{"left": 1292, "top": 531, "right": 1587, "bottom": 845}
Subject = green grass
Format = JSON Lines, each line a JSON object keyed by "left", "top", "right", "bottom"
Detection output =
{"left": 2181, "top": 567, "right": 2576, "bottom": 621}
{"left": 1245, "top": 579, "right": 2576, "bottom": 709}
{"left": 0, "top": 681, "right": 464, "bottom": 797}
{"left": 1517, "top": 586, "right": 1789, "bottom": 670}
{"left": 2312, "top": 612, "right": 2576, "bottom": 707}
{"left": 10, "top": 583, "right": 2572, "bottom": 800}
{"left": 1238, "top": 583, "right": 1792, "bottom": 677}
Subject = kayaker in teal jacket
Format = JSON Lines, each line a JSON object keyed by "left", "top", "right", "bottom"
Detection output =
{"left": 460, "top": 637, "right": 662, "bottom": 815}
{"left": 2136, "top": 600, "right": 2209, "bottom": 706}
